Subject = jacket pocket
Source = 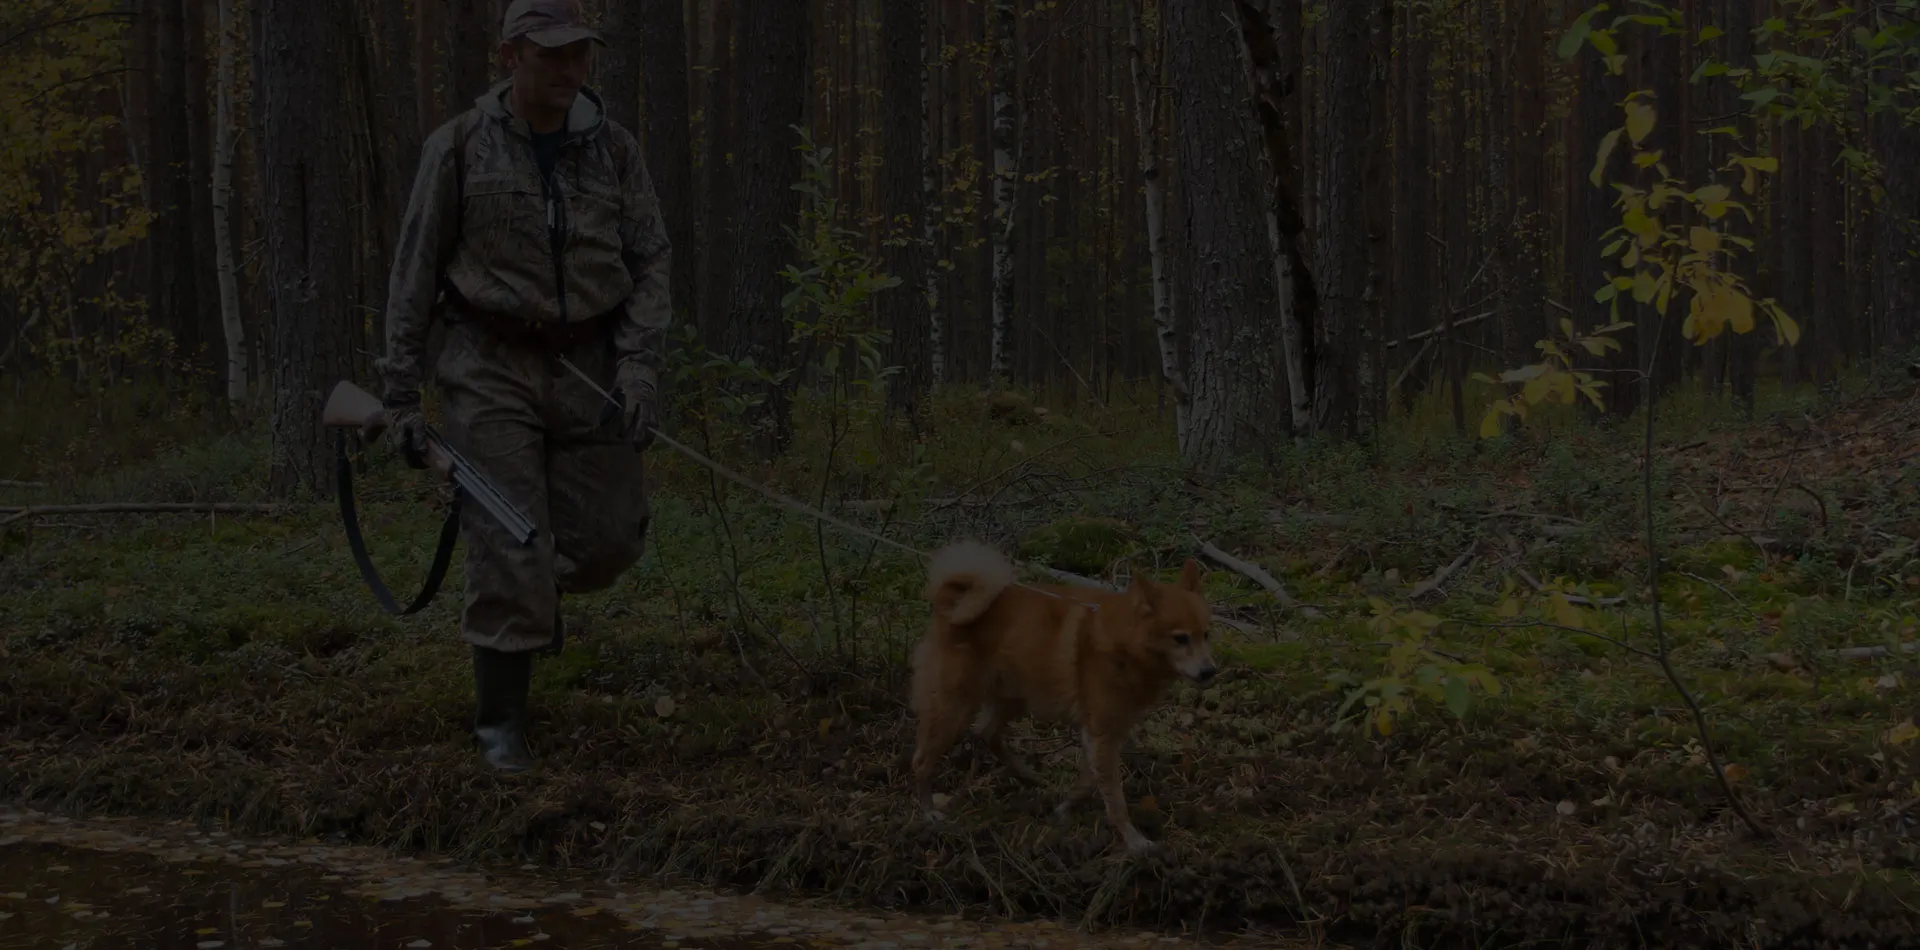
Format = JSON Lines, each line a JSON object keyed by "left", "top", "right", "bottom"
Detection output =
{"left": 459, "top": 172, "right": 552, "bottom": 308}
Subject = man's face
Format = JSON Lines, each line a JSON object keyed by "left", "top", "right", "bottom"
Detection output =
{"left": 500, "top": 38, "right": 593, "bottom": 117}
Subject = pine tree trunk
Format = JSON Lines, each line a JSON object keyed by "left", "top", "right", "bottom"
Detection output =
{"left": 880, "top": 0, "right": 931, "bottom": 419}
{"left": 1872, "top": 9, "right": 1919, "bottom": 353}
{"left": 986, "top": 0, "right": 1016, "bottom": 383}
{"left": 444, "top": 0, "right": 492, "bottom": 112}
{"left": 921, "top": 7, "right": 945, "bottom": 388}
{"left": 1310, "top": 0, "right": 1370, "bottom": 437}
{"left": 256, "top": 0, "right": 357, "bottom": 497}
{"left": 213, "top": 0, "right": 246, "bottom": 404}
{"left": 151, "top": 0, "right": 203, "bottom": 387}
{"left": 1167, "top": 0, "right": 1280, "bottom": 470}
{"left": 640, "top": 0, "right": 695, "bottom": 323}
{"left": 728, "top": 0, "right": 810, "bottom": 448}
{"left": 1230, "top": 0, "right": 1313, "bottom": 435}
{"left": 184, "top": 0, "right": 221, "bottom": 395}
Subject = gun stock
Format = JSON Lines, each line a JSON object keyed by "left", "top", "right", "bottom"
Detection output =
{"left": 321, "top": 380, "right": 389, "bottom": 434}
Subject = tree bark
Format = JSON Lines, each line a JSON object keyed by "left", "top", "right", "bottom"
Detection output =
{"left": 986, "top": 0, "right": 1016, "bottom": 383}
{"left": 880, "top": 0, "right": 931, "bottom": 420}
{"left": 256, "top": 0, "right": 357, "bottom": 497}
{"left": 213, "top": 0, "right": 245, "bottom": 403}
{"left": 1230, "top": 0, "right": 1313, "bottom": 435}
{"left": 150, "top": 0, "right": 203, "bottom": 386}
{"left": 1130, "top": 0, "right": 1187, "bottom": 442}
{"left": 639, "top": 0, "right": 695, "bottom": 324}
{"left": 1167, "top": 0, "right": 1280, "bottom": 470}
{"left": 184, "top": 0, "right": 221, "bottom": 395}
{"left": 1310, "top": 0, "right": 1371, "bottom": 438}
{"left": 727, "top": 0, "right": 810, "bottom": 448}
{"left": 444, "top": 0, "right": 492, "bottom": 113}
{"left": 921, "top": 3, "right": 945, "bottom": 388}
{"left": 1871, "top": 8, "right": 1919, "bottom": 353}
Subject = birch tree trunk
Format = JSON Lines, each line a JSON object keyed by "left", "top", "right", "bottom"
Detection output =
{"left": 987, "top": 0, "right": 1016, "bottom": 383}
{"left": 1128, "top": 0, "right": 1187, "bottom": 442}
{"left": 213, "top": 0, "right": 246, "bottom": 404}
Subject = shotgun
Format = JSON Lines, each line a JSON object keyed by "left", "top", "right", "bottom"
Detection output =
{"left": 321, "top": 380, "right": 539, "bottom": 547}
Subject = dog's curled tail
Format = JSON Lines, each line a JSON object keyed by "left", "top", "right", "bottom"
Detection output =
{"left": 925, "top": 540, "right": 1017, "bottom": 627}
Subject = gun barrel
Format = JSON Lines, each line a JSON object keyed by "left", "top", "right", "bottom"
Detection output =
{"left": 428, "top": 435, "right": 539, "bottom": 546}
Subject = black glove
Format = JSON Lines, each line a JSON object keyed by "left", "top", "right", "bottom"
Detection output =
{"left": 382, "top": 401, "right": 431, "bottom": 470}
{"left": 613, "top": 361, "right": 658, "bottom": 452}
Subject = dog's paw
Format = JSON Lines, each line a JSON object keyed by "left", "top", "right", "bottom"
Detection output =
{"left": 1122, "top": 831, "right": 1159, "bottom": 854}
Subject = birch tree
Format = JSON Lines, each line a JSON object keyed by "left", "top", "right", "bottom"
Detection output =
{"left": 1127, "top": 0, "right": 1188, "bottom": 442}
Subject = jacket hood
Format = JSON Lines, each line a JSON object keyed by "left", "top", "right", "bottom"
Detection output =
{"left": 475, "top": 78, "right": 607, "bottom": 142}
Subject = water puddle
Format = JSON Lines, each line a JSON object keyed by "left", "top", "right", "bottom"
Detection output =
{"left": 0, "top": 807, "right": 1277, "bottom": 950}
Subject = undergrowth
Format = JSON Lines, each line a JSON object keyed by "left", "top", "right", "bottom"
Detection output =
{"left": 4, "top": 359, "right": 1920, "bottom": 949}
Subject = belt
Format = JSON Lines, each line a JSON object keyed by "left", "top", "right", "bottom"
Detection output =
{"left": 454, "top": 307, "right": 613, "bottom": 349}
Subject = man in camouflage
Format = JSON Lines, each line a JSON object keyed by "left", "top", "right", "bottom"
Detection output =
{"left": 374, "top": 0, "right": 672, "bottom": 773}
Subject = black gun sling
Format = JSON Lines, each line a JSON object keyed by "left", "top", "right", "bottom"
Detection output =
{"left": 334, "top": 430, "right": 463, "bottom": 616}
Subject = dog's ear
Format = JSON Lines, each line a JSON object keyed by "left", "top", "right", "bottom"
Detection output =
{"left": 1129, "top": 572, "right": 1156, "bottom": 616}
{"left": 1179, "top": 558, "right": 1201, "bottom": 592}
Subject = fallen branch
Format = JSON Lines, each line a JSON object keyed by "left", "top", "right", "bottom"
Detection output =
{"left": 1, "top": 502, "right": 288, "bottom": 526}
{"left": 1410, "top": 548, "right": 1475, "bottom": 601}
{"left": 1197, "top": 540, "right": 1324, "bottom": 619}
{"left": 1513, "top": 567, "right": 1625, "bottom": 608}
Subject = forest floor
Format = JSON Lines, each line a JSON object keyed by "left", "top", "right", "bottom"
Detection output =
{"left": 4, "top": 363, "right": 1920, "bottom": 949}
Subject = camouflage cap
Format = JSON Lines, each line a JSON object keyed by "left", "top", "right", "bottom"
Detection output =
{"left": 500, "top": 0, "right": 604, "bottom": 47}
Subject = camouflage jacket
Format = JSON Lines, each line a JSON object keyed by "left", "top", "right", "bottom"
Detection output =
{"left": 375, "top": 79, "right": 672, "bottom": 405}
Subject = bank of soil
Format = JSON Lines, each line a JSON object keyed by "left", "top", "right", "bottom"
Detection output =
{"left": 0, "top": 806, "right": 1265, "bottom": 949}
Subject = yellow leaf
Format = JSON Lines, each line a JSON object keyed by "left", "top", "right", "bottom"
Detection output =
{"left": 818, "top": 717, "right": 833, "bottom": 737}
{"left": 1722, "top": 762, "right": 1749, "bottom": 782}
{"left": 1689, "top": 226, "right": 1721, "bottom": 254}
{"left": 1590, "top": 128, "right": 1624, "bottom": 186}
{"left": 1374, "top": 706, "right": 1396, "bottom": 736}
{"left": 1632, "top": 271, "right": 1658, "bottom": 304}
{"left": 1726, "top": 287, "right": 1754, "bottom": 334}
{"left": 1888, "top": 721, "right": 1919, "bottom": 745}
{"left": 1625, "top": 100, "right": 1657, "bottom": 144}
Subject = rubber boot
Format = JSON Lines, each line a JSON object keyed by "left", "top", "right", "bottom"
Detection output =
{"left": 471, "top": 646, "right": 535, "bottom": 773}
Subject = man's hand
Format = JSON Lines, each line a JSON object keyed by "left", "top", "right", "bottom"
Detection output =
{"left": 613, "top": 361, "right": 657, "bottom": 451}
{"left": 382, "top": 400, "right": 431, "bottom": 469}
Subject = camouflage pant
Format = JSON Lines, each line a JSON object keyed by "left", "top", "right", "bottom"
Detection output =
{"left": 434, "top": 317, "right": 651, "bottom": 653}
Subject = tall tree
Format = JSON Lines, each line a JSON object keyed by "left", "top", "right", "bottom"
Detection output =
{"left": 727, "top": 0, "right": 810, "bottom": 447}
{"left": 1130, "top": 0, "right": 1188, "bottom": 441}
{"left": 149, "top": 0, "right": 204, "bottom": 387}
{"left": 255, "top": 0, "right": 357, "bottom": 496}
{"left": 1310, "top": 0, "right": 1373, "bottom": 437}
{"left": 212, "top": 0, "right": 246, "bottom": 403}
{"left": 986, "top": 0, "right": 1016, "bottom": 383}
{"left": 880, "top": 0, "right": 931, "bottom": 421}
{"left": 637, "top": 0, "right": 696, "bottom": 324}
{"left": 1167, "top": 0, "right": 1281, "bottom": 470}
{"left": 596, "top": 0, "right": 693, "bottom": 325}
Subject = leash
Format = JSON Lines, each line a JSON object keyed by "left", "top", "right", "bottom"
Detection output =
{"left": 555, "top": 356, "right": 1102, "bottom": 609}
